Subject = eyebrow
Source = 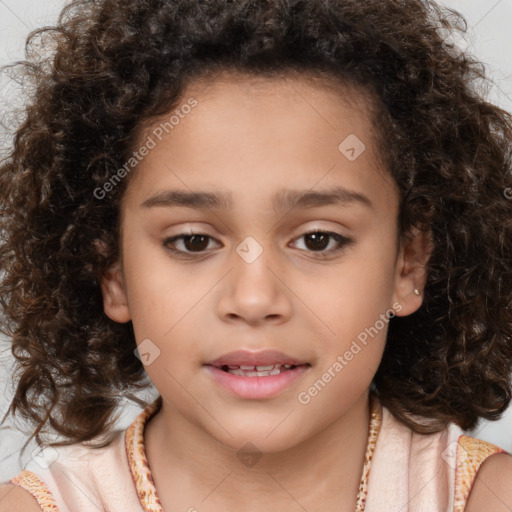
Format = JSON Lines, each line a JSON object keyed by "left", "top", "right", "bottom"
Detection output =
{"left": 141, "top": 186, "right": 373, "bottom": 212}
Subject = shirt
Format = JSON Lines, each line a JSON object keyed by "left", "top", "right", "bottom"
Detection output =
{"left": 8, "top": 394, "right": 506, "bottom": 511}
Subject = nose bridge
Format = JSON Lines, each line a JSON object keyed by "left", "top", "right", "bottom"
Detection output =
{"left": 235, "top": 234, "right": 267, "bottom": 267}
{"left": 217, "top": 233, "right": 292, "bottom": 324}
{"left": 232, "top": 234, "right": 279, "bottom": 296}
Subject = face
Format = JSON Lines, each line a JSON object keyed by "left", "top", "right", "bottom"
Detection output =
{"left": 101, "top": 71, "right": 428, "bottom": 453}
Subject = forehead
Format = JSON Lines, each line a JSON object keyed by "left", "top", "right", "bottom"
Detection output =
{"left": 127, "top": 70, "right": 398, "bottom": 216}
{"left": 141, "top": 68, "right": 381, "bottom": 156}
{"left": 181, "top": 69, "right": 378, "bottom": 134}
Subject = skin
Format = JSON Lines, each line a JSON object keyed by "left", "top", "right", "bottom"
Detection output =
{"left": 100, "top": 71, "right": 430, "bottom": 511}
{"left": 465, "top": 453, "right": 512, "bottom": 511}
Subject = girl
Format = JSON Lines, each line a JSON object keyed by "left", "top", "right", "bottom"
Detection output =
{"left": 1, "top": 0, "right": 512, "bottom": 510}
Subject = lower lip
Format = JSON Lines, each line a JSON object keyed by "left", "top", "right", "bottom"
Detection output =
{"left": 204, "top": 365, "right": 310, "bottom": 399}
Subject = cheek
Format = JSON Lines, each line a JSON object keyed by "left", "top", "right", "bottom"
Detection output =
{"left": 320, "top": 234, "right": 398, "bottom": 314}
{"left": 295, "top": 344, "right": 381, "bottom": 429}
{"left": 121, "top": 239, "right": 212, "bottom": 371}
{"left": 305, "top": 230, "right": 397, "bottom": 375}
{"left": 121, "top": 226, "right": 192, "bottom": 313}
{"left": 312, "top": 281, "right": 390, "bottom": 377}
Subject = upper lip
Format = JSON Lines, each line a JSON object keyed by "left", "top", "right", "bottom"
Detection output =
{"left": 205, "top": 349, "right": 309, "bottom": 367}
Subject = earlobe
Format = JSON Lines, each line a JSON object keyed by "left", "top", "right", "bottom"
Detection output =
{"left": 392, "top": 228, "right": 432, "bottom": 317}
{"left": 100, "top": 262, "right": 131, "bottom": 323}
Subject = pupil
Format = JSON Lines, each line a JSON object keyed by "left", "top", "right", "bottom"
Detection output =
{"left": 305, "top": 233, "right": 329, "bottom": 251}
{"left": 184, "top": 235, "right": 208, "bottom": 252}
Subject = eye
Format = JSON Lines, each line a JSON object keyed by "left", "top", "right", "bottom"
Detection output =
{"left": 163, "top": 233, "right": 220, "bottom": 256}
{"left": 163, "top": 229, "right": 352, "bottom": 258}
{"left": 291, "top": 230, "right": 353, "bottom": 257}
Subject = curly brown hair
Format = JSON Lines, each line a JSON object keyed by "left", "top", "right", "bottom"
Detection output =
{"left": 1, "top": 0, "right": 512, "bottom": 448}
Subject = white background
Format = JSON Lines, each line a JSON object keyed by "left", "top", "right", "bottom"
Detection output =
{"left": 1, "top": 0, "right": 512, "bottom": 482}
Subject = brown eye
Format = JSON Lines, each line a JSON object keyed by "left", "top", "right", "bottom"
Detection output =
{"left": 163, "top": 233, "right": 219, "bottom": 255}
{"left": 292, "top": 230, "right": 353, "bottom": 257}
{"left": 303, "top": 232, "right": 330, "bottom": 251}
{"left": 181, "top": 234, "right": 210, "bottom": 252}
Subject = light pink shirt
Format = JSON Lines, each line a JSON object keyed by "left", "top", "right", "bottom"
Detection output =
{"left": 8, "top": 396, "right": 505, "bottom": 511}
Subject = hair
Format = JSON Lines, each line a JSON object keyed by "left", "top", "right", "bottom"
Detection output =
{"left": 1, "top": 0, "right": 512, "bottom": 447}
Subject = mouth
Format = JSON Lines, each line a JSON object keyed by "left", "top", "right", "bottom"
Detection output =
{"left": 204, "top": 354, "right": 311, "bottom": 399}
{"left": 203, "top": 349, "right": 311, "bottom": 398}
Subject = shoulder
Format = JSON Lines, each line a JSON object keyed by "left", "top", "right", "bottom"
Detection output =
{"left": 464, "top": 452, "right": 512, "bottom": 512}
{"left": 0, "top": 484, "right": 42, "bottom": 512}
{"left": 2, "top": 469, "right": 59, "bottom": 512}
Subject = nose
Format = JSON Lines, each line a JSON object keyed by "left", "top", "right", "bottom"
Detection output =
{"left": 216, "top": 240, "right": 293, "bottom": 326}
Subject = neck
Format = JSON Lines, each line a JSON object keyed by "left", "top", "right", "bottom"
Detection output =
{"left": 144, "top": 392, "right": 372, "bottom": 512}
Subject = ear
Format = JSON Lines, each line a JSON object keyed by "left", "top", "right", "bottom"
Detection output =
{"left": 100, "top": 261, "right": 131, "bottom": 323}
{"left": 391, "top": 228, "right": 432, "bottom": 317}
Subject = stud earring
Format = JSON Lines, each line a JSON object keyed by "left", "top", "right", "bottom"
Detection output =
{"left": 414, "top": 288, "right": 421, "bottom": 296}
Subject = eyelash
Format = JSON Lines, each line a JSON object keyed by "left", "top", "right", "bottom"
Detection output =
{"left": 162, "top": 229, "right": 353, "bottom": 259}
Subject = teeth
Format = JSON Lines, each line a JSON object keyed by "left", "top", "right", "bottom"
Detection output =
{"left": 256, "top": 365, "right": 274, "bottom": 371}
{"left": 223, "top": 364, "right": 295, "bottom": 370}
{"left": 228, "top": 368, "right": 277, "bottom": 377}
{"left": 222, "top": 363, "right": 298, "bottom": 377}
